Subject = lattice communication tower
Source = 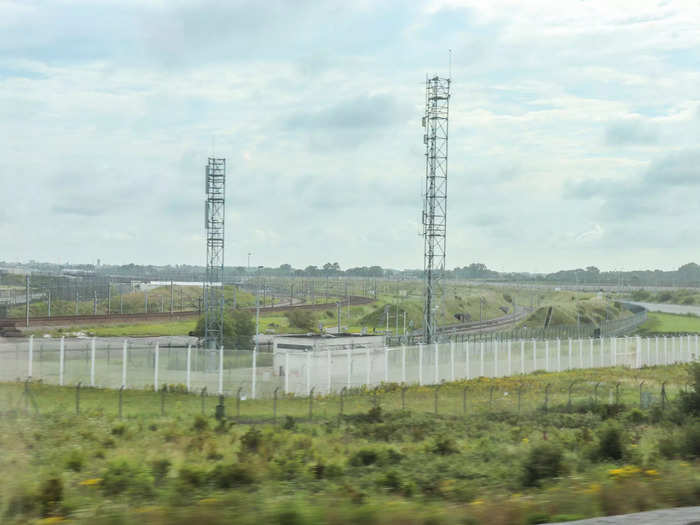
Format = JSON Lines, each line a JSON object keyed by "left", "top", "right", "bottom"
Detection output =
{"left": 422, "top": 76, "right": 450, "bottom": 344}
{"left": 204, "top": 158, "right": 226, "bottom": 349}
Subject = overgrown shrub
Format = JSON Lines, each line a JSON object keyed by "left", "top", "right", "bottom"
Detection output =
{"left": 521, "top": 443, "right": 564, "bottom": 487}
{"left": 595, "top": 423, "right": 625, "bottom": 461}
{"left": 241, "top": 427, "right": 263, "bottom": 453}
{"left": 679, "top": 362, "right": 700, "bottom": 416}
{"left": 102, "top": 459, "right": 154, "bottom": 498}
{"left": 150, "top": 458, "right": 171, "bottom": 484}
{"left": 192, "top": 414, "right": 209, "bottom": 432}
{"left": 65, "top": 448, "right": 84, "bottom": 472}
{"left": 38, "top": 477, "right": 63, "bottom": 517}
{"left": 209, "top": 463, "right": 255, "bottom": 488}
{"left": 283, "top": 416, "right": 296, "bottom": 430}
{"left": 285, "top": 310, "right": 316, "bottom": 331}
{"left": 351, "top": 448, "right": 379, "bottom": 466}
{"left": 681, "top": 422, "right": 700, "bottom": 458}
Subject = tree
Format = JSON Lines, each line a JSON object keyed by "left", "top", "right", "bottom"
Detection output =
{"left": 192, "top": 309, "right": 255, "bottom": 348}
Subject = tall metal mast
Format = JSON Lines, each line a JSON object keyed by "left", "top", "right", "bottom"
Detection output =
{"left": 422, "top": 75, "right": 450, "bottom": 344}
{"left": 204, "top": 157, "right": 226, "bottom": 348}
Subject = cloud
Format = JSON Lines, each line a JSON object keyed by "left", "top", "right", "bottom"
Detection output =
{"left": 604, "top": 118, "right": 658, "bottom": 146}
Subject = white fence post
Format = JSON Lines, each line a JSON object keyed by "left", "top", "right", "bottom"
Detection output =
{"left": 186, "top": 344, "right": 191, "bottom": 392}
{"left": 450, "top": 340, "right": 455, "bottom": 382}
{"left": 589, "top": 338, "right": 594, "bottom": 369}
{"left": 418, "top": 343, "right": 424, "bottom": 385}
{"left": 285, "top": 351, "right": 290, "bottom": 394}
{"left": 557, "top": 339, "right": 561, "bottom": 372}
{"left": 328, "top": 347, "right": 332, "bottom": 393}
{"left": 646, "top": 337, "right": 651, "bottom": 366}
{"left": 545, "top": 340, "right": 549, "bottom": 371}
{"left": 218, "top": 346, "right": 223, "bottom": 395}
{"left": 507, "top": 340, "right": 512, "bottom": 376}
{"left": 567, "top": 339, "right": 572, "bottom": 370}
{"left": 520, "top": 340, "right": 525, "bottom": 374}
{"left": 401, "top": 345, "right": 406, "bottom": 383}
{"left": 347, "top": 349, "right": 352, "bottom": 387}
{"left": 154, "top": 343, "right": 159, "bottom": 390}
{"left": 611, "top": 337, "right": 616, "bottom": 366}
{"left": 480, "top": 341, "right": 485, "bottom": 377}
{"left": 90, "top": 337, "right": 96, "bottom": 387}
{"left": 306, "top": 351, "right": 311, "bottom": 396}
{"left": 252, "top": 347, "right": 257, "bottom": 399}
{"left": 384, "top": 346, "right": 388, "bottom": 383}
{"left": 28, "top": 335, "right": 33, "bottom": 378}
{"left": 664, "top": 336, "right": 668, "bottom": 364}
{"left": 635, "top": 336, "right": 641, "bottom": 368}
{"left": 532, "top": 339, "right": 536, "bottom": 372}
{"left": 59, "top": 336, "right": 65, "bottom": 386}
{"left": 465, "top": 341, "right": 470, "bottom": 379}
{"left": 366, "top": 347, "right": 371, "bottom": 387}
{"left": 434, "top": 342, "right": 439, "bottom": 384}
{"left": 655, "top": 336, "right": 659, "bottom": 365}
{"left": 494, "top": 340, "right": 499, "bottom": 377}
{"left": 578, "top": 339, "right": 583, "bottom": 369}
{"left": 122, "top": 340, "right": 127, "bottom": 388}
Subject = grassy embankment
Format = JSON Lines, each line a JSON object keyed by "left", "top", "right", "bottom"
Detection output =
{"left": 1, "top": 363, "right": 699, "bottom": 524}
{"left": 637, "top": 312, "right": 700, "bottom": 335}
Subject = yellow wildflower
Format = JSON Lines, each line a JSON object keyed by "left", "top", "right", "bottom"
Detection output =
{"left": 199, "top": 498, "right": 218, "bottom": 504}
{"left": 78, "top": 478, "right": 102, "bottom": 486}
{"left": 37, "top": 518, "right": 65, "bottom": 524}
{"left": 644, "top": 469, "right": 659, "bottom": 476}
{"left": 471, "top": 498, "right": 485, "bottom": 506}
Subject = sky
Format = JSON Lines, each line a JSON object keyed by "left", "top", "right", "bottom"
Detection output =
{"left": 1, "top": 0, "right": 699, "bottom": 273}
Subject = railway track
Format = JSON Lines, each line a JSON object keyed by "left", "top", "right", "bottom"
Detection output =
{"left": 6, "top": 296, "right": 374, "bottom": 327}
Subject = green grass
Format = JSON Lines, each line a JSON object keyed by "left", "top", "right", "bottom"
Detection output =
{"left": 638, "top": 312, "right": 700, "bottom": 335}
{"left": 1, "top": 364, "right": 699, "bottom": 524}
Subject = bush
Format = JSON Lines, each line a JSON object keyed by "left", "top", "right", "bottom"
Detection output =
{"left": 521, "top": 443, "right": 564, "bottom": 487}
{"left": 38, "top": 477, "right": 63, "bottom": 517}
{"left": 679, "top": 362, "right": 700, "bottom": 416}
{"left": 209, "top": 463, "right": 255, "bottom": 488}
{"left": 285, "top": 310, "right": 316, "bottom": 331}
{"left": 150, "top": 458, "right": 171, "bottom": 484}
{"left": 192, "top": 414, "right": 209, "bottom": 432}
{"left": 681, "top": 422, "right": 700, "bottom": 458}
{"left": 351, "top": 448, "right": 379, "bottom": 467}
{"left": 241, "top": 427, "right": 263, "bottom": 453}
{"left": 177, "top": 464, "right": 208, "bottom": 489}
{"left": 595, "top": 424, "right": 625, "bottom": 461}
{"left": 432, "top": 435, "right": 459, "bottom": 455}
{"left": 65, "top": 448, "right": 84, "bottom": 472}
{"left": 283, "top": 416, "right": 296, "bottom": 430}
{"left": 102, "top": 459, "right": 154, "bottom": 498}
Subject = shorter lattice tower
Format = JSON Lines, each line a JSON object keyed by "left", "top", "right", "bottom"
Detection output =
{"left": 204, "top": 158, "right": 226, "bottom": 348}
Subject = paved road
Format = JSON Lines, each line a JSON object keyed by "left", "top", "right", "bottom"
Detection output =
{"left": 546, "top": 506, "right": 700, "bottom": 524}
{"left": 628, "top": 301, "right": 700, "bottom": 316}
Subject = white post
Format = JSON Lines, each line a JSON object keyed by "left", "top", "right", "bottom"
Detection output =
{"left": 635, "top": 336, "right": 641, "bottom": 368}
{"left": 285, "top": 351, "right": 290, "bottom": 394}
{"left": 480, "top": 341, "right": 485, "bottom": 377}
{"left": 154, "top": 343, "right": 159, "bottom": 391}
{"left": 122, "top": 340, "right": 127, "bottom": 388}
{"left": 59, "top": 336, "right": 65, "bottom": 386}
{"left": 465, "top": 341, "right": 470, "bottom": 379}
{"left": 520, "top": 340, "right": 525, "bottom": 374}
{"left": 557, "top": 339, "right": 561, "bottom": 371}
{"left": 568, "top": 339, "right": 572, "bottom": 370}
{"left": 252, "top": 347, "right": 257, "bottom": 399}
{"left": 664, "top": 336, "right": 668, "bottom": 364}
{"left": 418, "top": 343, "right": 423, "bottom": 385}
{"left": 328, "top": 347, "right": 332, "bottom": 393}
{"left": 401, "top": 345, "right": 406, "bottom": 383}
{"left": 507, "top": 340, "right": 512, "bottom": 376}
{"left": 655, "top": 336, "right": 659, "bottom": 365}
{"left": 306, "top": 351, "right": 311, "bottom": 395}
{"left": 90, "top": 337, "right": 96, "bottom": 387}
{"left": 347, "top": 348, "right": 352, "bottom": 387}
{"left": 218, "top": 345, "right": 223, "bottom": 395}
{"left": 366, "top": 347, "right": 371, "bottom": 387}
{"left": 578, "top": 339, "right": 583, "bottom": 369}
{"left": 384, "top": 346, "right": 389, "bottom": 383}
{"left": 532, "top": 339, "right": 536, "bottom": 372}
{"left": 696, "top": 334, "right": 699, "bottom": 360}
{"left": 450, "top": 340, "right": 455, "bottom": 382}
{"left": 611, "top": 337, "right": 616, "bottom": 366}
{"left": 434, "top": 342, "right": 439, "bottom": 383}
{"left": 494, "top": 339, "right": 499, "bottom": 377}
{"left": 646, "top": 337, "right": 650, "bottom": 366}
{"left": 671, "top": 336, "right": 675, "bottom": 363}
{"left": 186, "top": 344, "right": 192, "bottom": 392}
{"left": 545, "top": 340, "right": 549, "bottom": 371}
{"left": 28, "top": 335, "right": 33, "bottom": 378}
{"left": 589, "top": 338, "right": 594, "bottom": 369}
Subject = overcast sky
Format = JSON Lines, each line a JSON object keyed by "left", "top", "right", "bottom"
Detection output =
{"left": 1, "top": 0, "right": 698, "bottom": 272}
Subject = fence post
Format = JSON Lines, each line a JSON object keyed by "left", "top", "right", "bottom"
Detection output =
{"left": 544, "top": 383, "right": 551, "bottom": 413}
{"left": 589, "top": 338, "right": 594, "bottom": 369}
{"left": 186, "top": 344, "right": 191, "bottom": 392}
{"left": 90, "top": 337, "right": 96, "bottom": 387}
{"left": 28, "top": 335, "right": 33, "bottom": 378}
{"left": 520, "top": 340, "right": 525, "bottom": 374}
{"left": 635, "top": 336, "right": 641, "bottom": 368}
{"left": 494, "top": 340, "right": 499, "bottom": 377}
{"left": 401, "top": 344, "right": 406, "bottom": 383}
{"left": 594, "top": 382, "right": 601, "bottom": 405}
{"left": 489, "top": 385, "right": 495, "bottom": 411}
{"left": 308, "top": 386, "right": 315, "bottom": 421}
{"left": 611, "top": 337, "right": 616, "bottom": 366}
{"left": 160, "top": 384, "right": 166, "bottom": 416}
{"left": 366, "top": 347, "right": 371, "bottom": 387}
{"left": 480, "top": 341, "right": 485, "bottom": 377}
{"left": 340, "top": 386, "right": 346, "bottom": 415}
{"left": 567, "top": 380, "right": 578, "bottom": 410}
{"left": 517, "top": 384, "right": 523, "bottom": 415}
{"left": 273, "top": 387, "right": 279, "bottom": 424}
{"left": 347, "top": 348, "right": 352, "bottom": 388}
{"left": 661, "top": 382, "right": 667, "bottom": 412}
{"left": 434, "top": 384, "right": 441, "bottom": 414}
{"left": 201, "top": 387, "right": 207, "bottom": 415}
{"left": 465, "top": 341, "right": 470, "bottom": 379}
{"left": 545, "top": 340, "right": 549, "bottom": 372}
{"left": 153, "top": 343, "right": 159, "bottom": 392}
{"left": 252, "top": 347, "right": 257, "bottom": 400}
{"left": 578, "top": 339, "right": 583, "bottom": 369}
{"left": 118, "top": 385, "right": 124, "bottom": 419}
{"left": 401, "top": 386, "right": 408, "bottom": 410}
{"left": 532, "top": 339, "right": 537, "bottom": 372}
{"left": 121, "top": 340, "right": 127, "bottom": 388}
{"left": 236, "top": 387, "right": 242, "bottom": 418}
{"left": 431, "top": 342, "right": 437, "bottom": 383}
{"left": 615, "top": 382, "right": 621, "bottom": 405}
{"left": 664, "top": 336, "right": 668, "bottom": 364}
{"left": 507, "top": 340, "right": 512, "bottom": 376}
{"left": 327, "top": 347, "right": 332, "bottom": 393}
{"left": 418, "top": 343, "right": 424, "bottom": 385}
{"left": 384, "top": 346, "right": 389, "bottom": 383}
{"left": 76, "top": 382, "right": 81, "bottom": 415}
{"left": 462, "top": 386, "right": 468, "bottom": 415}
{"left": 285, "top": 351, "right": 290, "bottom": 394}
{"left": 557, "top": 338, "right": 561, "bottom": 372}
{"left": 450, "top": 340, "right": 455, "bottom": 382}
{"left": 655, "top": 336, "right": 659, "bottom": 365}
{"left": 218, "top": 346, "right": 224, "bottom": 395}
{"left": 639, "top": 381, "right": 645, "bottom": 408}
{"left": 59, "top": 336, "right": 65, "bottom": 386}
{"left": 568, "top": 339, "right": 572, "bottom": 370}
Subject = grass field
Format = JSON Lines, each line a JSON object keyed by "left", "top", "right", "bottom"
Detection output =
{"left": 1, "top": 363, "right": 699, "bottom": 524}
{"left": 637, "top": 312, "right": 700, "bottom": 335}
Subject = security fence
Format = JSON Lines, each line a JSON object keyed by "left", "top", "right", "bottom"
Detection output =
{"left": 1, "top": 333, "right": 697, "bottom": 399}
